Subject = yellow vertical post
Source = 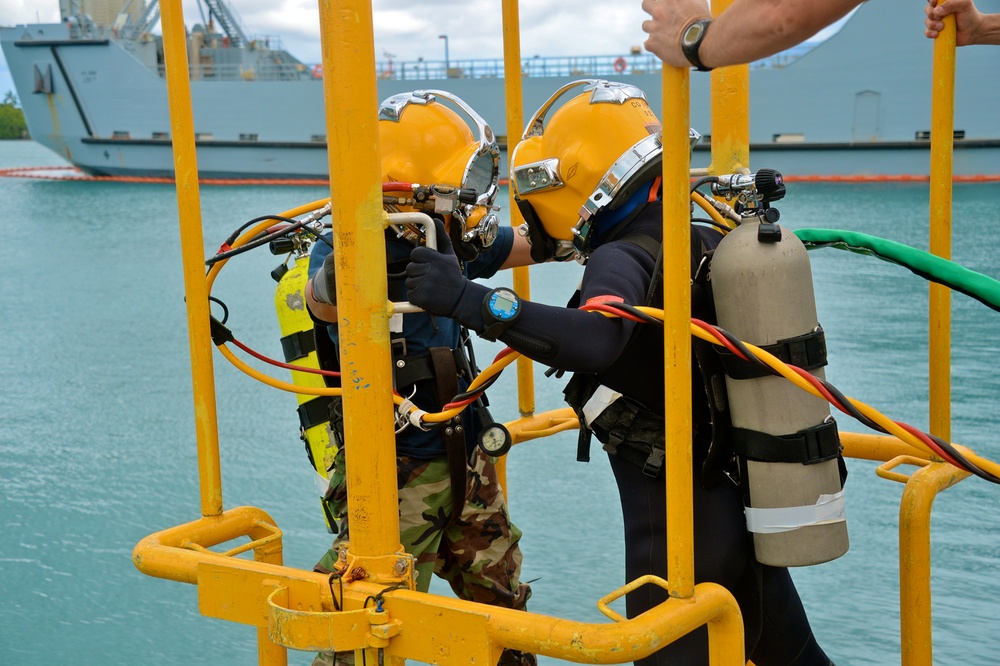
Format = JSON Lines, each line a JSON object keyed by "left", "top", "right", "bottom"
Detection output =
{"left": 661, "top": 65, "right": 694, "bottom": 599}
{"left": 158, "top": 0, "right": 223, "bottom": 518}
{"left": 499, "top": 0, "right": 532, "bottom": 497}
{"left": 898, "top": 462, "right": 969, "bottom": 666}
{"left": 502, "top": 0, "right": 535, "bottom": 423}
{"left": 928, "top": 16, "right": 955, "bottom": 443}
{"left": 710, "top": 0, "right": 749, "bottom": 174}
{"left": 316, "top": 0, "right": 401, "bottom": 558}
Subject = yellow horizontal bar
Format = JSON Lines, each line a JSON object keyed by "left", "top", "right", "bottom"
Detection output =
{"left": 134, "top": 508, "right": 744, "bottom": 664}
{"left": 507, "top": 407, "right": 579, "bottom": 445}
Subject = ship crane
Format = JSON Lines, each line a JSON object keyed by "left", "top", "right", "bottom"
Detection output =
{"left": 199, "top": 0, "right": 250, "bottom": 47}
{"left": 129, "top": 0, "right": 162, "bottom": 39}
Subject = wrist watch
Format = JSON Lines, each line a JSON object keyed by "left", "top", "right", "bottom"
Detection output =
{"left": 481, "top": 287, "right": 521, "bottom": 341}
{"left": 681, "top": 19, "right": 713, "bottom": 72}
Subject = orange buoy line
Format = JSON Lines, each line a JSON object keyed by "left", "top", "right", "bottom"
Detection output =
{"left": 0, "top": 165, "right": 330, "bottom": 187}
{"left": 782, "top": 173, "right": 1000, "bottom": 183}
{"left": 2, "top": 166, "right": 999, "bottom": 186}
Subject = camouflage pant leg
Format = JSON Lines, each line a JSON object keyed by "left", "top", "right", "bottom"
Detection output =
{"left": 396, "top": 456, "right": 452, "bottom": 592}
{"left": 433, "top": 449, "right": 532, "bottom": 611}
{"left": 313, "top": 446, "right": 350, "bottom": 577}
{"left": 314, "top": 448, "right": 452, "bottom": 593}
{"left": 316, "top": 447, "right": 530, "bottom": 609}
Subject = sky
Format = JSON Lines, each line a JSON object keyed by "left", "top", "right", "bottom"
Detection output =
{"left": 0, "top": 0, "right": 661, "bottom": 100}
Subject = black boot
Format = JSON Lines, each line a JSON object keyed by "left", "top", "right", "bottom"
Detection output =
{"left": 498, "top": 649, "right": 537, "bottom": 666}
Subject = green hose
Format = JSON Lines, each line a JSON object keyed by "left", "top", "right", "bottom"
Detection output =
{"left": 794, "top": 228, "right": 1000, "bottom": 313}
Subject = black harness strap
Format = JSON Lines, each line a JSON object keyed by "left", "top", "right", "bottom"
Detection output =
{"left": 393, "top": 348, "right": 465, "bottom": 390}
{"left": 429, "top": 346, "right": 467, "bottom": 523}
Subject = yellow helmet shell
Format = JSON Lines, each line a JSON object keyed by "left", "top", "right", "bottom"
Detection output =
{"left": 510, "top": 80, "right": 663, "bottom": 246}
{"left": 378, "top": 90, "right": 499, "bottom": 212}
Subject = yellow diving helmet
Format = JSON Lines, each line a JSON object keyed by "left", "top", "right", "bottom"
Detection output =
{"left": 510, "top": 79, "right": 695, "bottom": 261}
{"left": 378, "top": 89, "right": 501, "bottom": 257}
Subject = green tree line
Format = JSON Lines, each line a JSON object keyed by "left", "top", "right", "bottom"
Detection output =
{"left": 0, "top": 92, "right": 29, "bottom": 140}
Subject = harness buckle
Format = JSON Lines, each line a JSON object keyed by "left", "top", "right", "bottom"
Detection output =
{"left": 642, "top": 447, "right": 665, "bottom": 477}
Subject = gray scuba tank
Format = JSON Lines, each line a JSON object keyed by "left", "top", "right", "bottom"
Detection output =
{"left": 711, "top": 217, "right": 849, "bottom": 567}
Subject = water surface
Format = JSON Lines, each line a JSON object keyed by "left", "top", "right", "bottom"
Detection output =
{"left": 1, "top": 141, "right": 998, "bottom": 665}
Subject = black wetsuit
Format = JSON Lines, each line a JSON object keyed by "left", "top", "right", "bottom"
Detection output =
{"left": 448, "top": 201, "right": 833, "bottom": 665}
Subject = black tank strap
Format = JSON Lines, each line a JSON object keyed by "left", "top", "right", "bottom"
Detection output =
{"left": 731, "top": 418, "right": 841, "bottom": 464}
{"left": 280, "top": 329, "right": 317, "bottom": 362}
{"left": 297, "top": 395, "right": 334, "bottom": 431}
{"left": 717, "top": 326, "right": 828, "bottom": 380}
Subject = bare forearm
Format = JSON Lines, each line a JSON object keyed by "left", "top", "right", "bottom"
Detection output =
{"left": 306, "top": 279, "right": 338, "bottom": 322}
{"left": 642, "top": 0, "right": 862, "bottom": 69}
{"left": 702, "top": 0, "right": 861, "bottom": 67}
{"left": 499, "top": 233, "right": 536, "bottom": 270}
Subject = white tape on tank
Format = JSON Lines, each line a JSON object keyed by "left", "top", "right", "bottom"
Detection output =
{"left": 744, "top": 490, "right": 846, "bottom": 534}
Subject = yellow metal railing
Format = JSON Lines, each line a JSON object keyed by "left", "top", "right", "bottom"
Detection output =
{"left": 135, "top": 2, "right": 977, "bottom": 665}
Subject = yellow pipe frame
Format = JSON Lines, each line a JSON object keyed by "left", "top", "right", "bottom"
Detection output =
{"left": 928, "top": 15, "right": 956, "bottom": 443}
{"left": 661, "top": 64, "right": 696, "bottom": 600}
{"left": 502, "top": 0, "right": 536, "bottom": 424}
{"left": 159, "top": 0, "right": 223, "bottom": 519}
{"left": 134, "top": 505, "right": 744, "bottom": 664}
{"left": 709, "top": 0, "right": 750, "bottom": 174}
{"left": 140, "top": 1, "right": 982, "bottom": 664}
{"left": 874, "top": 457, "right": 970, "bottom": 666}
{"left": 317, "top": 0, "right": 402, "bottom": 562}
{"left": 499, "top": 0, "right": 532, "bottom": 497}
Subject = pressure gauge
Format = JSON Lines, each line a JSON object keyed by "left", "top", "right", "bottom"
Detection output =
{"left": 477, "top": 422, "right": 512, "bottom": 457}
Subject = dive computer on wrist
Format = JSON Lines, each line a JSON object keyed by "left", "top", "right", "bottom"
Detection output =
{"left": 681, "top": 19, "right": 713, "bottom": 72}
{"left": 481, "top": 287, "right": 521, "bottom": 341}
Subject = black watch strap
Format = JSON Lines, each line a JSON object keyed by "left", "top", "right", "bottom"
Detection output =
{"left": 681, "top": 19, "right": 713, "bottom": 72}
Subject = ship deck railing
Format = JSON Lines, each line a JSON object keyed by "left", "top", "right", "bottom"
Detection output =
{"left": 144, "top": 49, "right": 814, "bottom": 83}
{"left": 371, "top": 46, "right": 811, "bottom": 82}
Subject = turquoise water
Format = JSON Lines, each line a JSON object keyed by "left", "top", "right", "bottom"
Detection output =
{"left": 1, "top": 140, "right": 998, "bottom": 665}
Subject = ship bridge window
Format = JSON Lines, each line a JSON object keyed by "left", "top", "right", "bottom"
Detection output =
{"left": 240, "top": 133, "right": 259, "bottom": 142}
{"left": 916, "top": 130, "right": 965, "bottom": 141}
{"left": 152, "top": 132, "right": 170, "bottom": 140}
{"left": 112, "top": 131, "right": 131, "bottom": 139}
{"left": 773, "top": 133, "right": 805, "bottom": 144}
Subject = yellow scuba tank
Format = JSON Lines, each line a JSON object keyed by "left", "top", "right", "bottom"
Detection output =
{"left": 274, "top": 248, "right": 340, "bottom": 533}
{"left": 711, "top": 211, "right": 849, "bottom": 567}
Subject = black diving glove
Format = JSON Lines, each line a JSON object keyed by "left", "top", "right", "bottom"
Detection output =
{"left": 311, "top": 251, "right": 337, "bottom": 305}
{"left": 405, "top": 219, "right": 471, "bottom": 317}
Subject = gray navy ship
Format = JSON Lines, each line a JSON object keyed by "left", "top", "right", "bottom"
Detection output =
{"left": 2, "top": 0, "right": 998, "bottom": 180}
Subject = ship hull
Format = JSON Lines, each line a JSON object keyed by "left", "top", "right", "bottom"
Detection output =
{"left": 3, "top": 0, "right": 998, "bottom": 180}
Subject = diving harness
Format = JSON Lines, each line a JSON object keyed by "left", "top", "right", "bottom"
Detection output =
{"left": 265, "top": 185, "right": 510, "bottom": 532}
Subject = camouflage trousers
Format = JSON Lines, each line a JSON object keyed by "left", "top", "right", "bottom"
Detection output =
{"left": 314, "top": 446, "right": 532, "bottom": 610}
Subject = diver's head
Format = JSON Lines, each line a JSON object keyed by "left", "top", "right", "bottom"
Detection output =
{"left": 509, "top": 79, "right": 666, "bottom": 262}
{"left": 378, "top": 90, "right": 500, "bottom": 259}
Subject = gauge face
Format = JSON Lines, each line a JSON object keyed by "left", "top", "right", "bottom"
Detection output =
{"left": 487, "top": 288, "right": 520, "bottom": 320}
{"left": 478, "top": 423, "right": 512, "bottom": 456}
